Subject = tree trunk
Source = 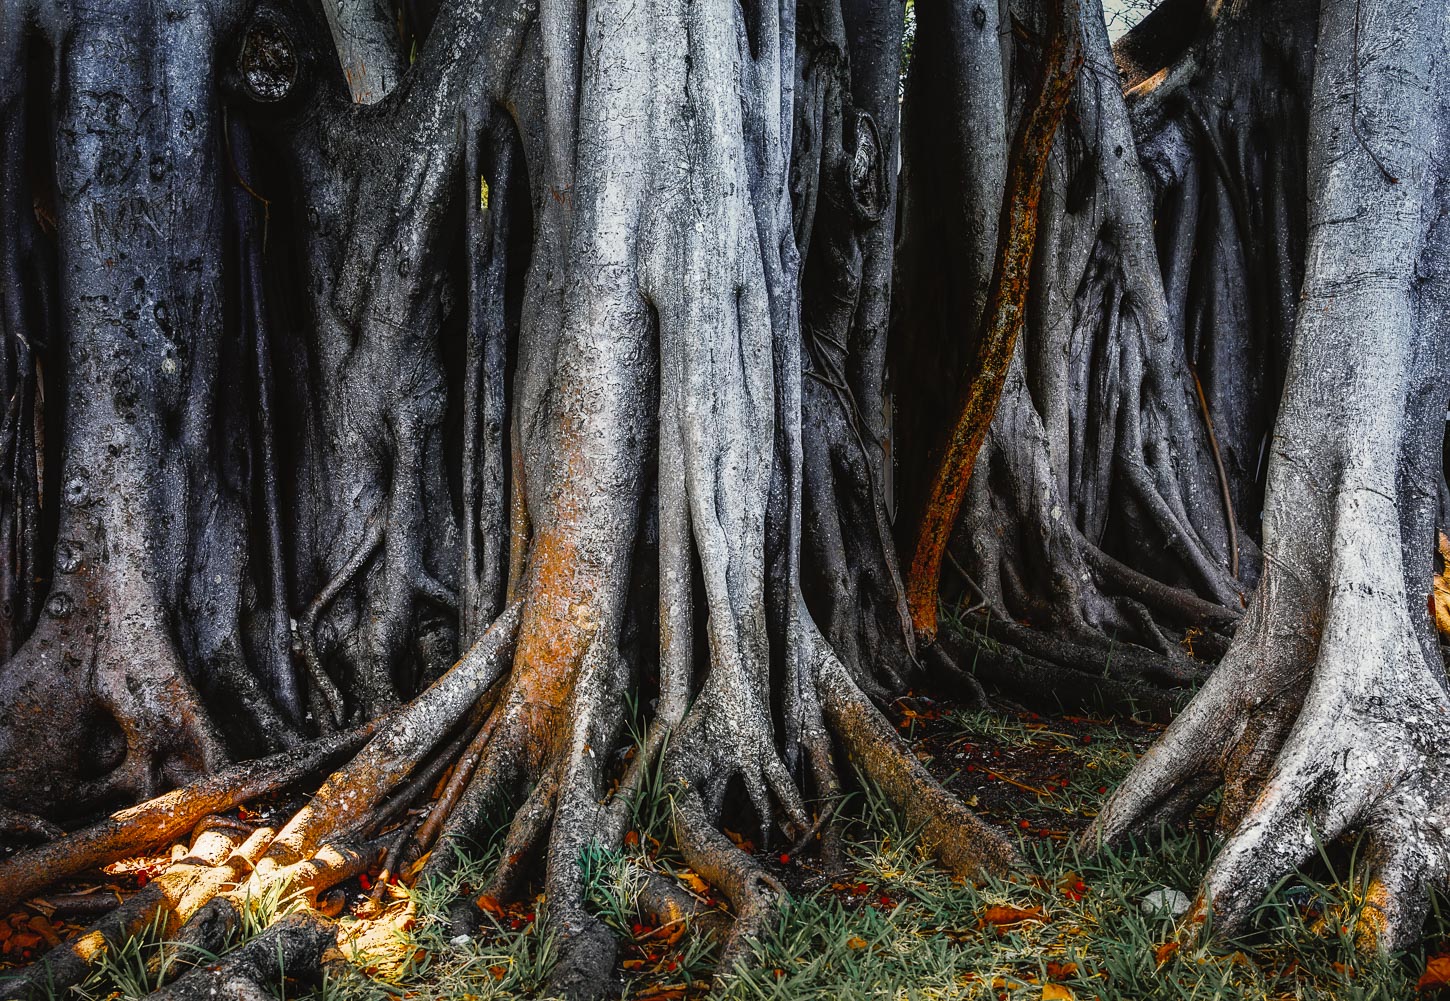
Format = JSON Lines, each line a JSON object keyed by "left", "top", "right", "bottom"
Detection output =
{"left": 1089, "top": 0, "right": 1450, "bottom": 950}
{"left": 3, "top": 0, "right": 1449, "bottom": 992}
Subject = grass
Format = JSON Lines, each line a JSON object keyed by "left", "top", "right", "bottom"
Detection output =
{"left": 20, "top": 703, "right": 1450, "bottom": 1001}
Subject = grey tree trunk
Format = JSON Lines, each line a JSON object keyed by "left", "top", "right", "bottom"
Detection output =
{"left": 1089, "top": 0, "right": 1450, "bottom": 950}
{"left": 1, "top": 0, "right": 1448, "bottom": 993}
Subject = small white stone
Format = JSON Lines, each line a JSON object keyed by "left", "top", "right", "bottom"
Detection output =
{"left": 449, "top": 933, "right": 471, "bottom": 946}
{"left": 1141, "top": 888, "right": 1191, "bottom": 919}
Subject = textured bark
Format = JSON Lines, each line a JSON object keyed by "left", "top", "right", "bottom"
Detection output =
{"left": 904, "top": 0, "right": 1081, "bottom": 641}
{"left": 1089, "top": 0, "right": 1450, "bottom": 951}
{"left": 0, "top": 0, "right": 1012, "bottom": 996}
{"left": 892, "top": 0, "right": 1248, "bottom": 709}
{"left": 4, "top": 0, "right": 1450, "bottom": 992}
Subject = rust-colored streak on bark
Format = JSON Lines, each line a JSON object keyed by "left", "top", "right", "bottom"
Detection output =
{"left": 906, "top": 2, "right": 1083, "bottom": 642}
{"left": 506, "top": 428, "right": 610, "bottom": 762}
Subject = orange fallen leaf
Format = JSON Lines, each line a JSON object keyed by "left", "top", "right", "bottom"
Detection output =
{"left": 676, "top": 870, "right": 709, "bottom": 895}
{"left": 1154, "top": 941, "right": 1180, "bottom": 966}
{"left": 1420, "top": 954, "right": 1450, "bottom": 990}
{"left": 1041, "top": 985, "right": 1075, "bottom": 1001}
{"left": 979, "top": 904, "right": 1049, "bottom": 930}
{"left": 846, "top": 936, "right": 867, "bottom": 950}
{"left": 475, "top": 894, "right": 506, "bottom": 917}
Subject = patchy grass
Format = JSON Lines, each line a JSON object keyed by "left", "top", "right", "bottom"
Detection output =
{"left": 15, "top": 701, "right": 1450, "bottom": 1001}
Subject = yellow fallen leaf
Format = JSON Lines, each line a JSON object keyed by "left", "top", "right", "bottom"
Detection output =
{"left": 676, "top": 869, "right": 709, "bottom": 895}
{"left": 1041, "top": 985, "right": 1075, "bottom": 1001}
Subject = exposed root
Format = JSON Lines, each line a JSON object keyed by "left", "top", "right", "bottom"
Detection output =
{"left": 938, "top": 629, "right": 1178, "bottom": 722}
{"left": 150, "top": 911, "right": 336, "bottom": 1001}
{"left": 0, "top": 726, "right": 371, "bottom": 913}
{"left": 672, "top": 788, "right": 784, "bottom": 975}
{"left": 812, "top": 630, "right": 1019, "bottom": 878}
{"left": 2, "top": 825, "right": 271, "bottom": 1000}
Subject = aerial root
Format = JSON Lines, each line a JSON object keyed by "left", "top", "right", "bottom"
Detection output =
{"left": 296, "top": 517, "right": 386, "bottom": 730}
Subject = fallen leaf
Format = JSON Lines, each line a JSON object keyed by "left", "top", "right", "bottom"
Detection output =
{"left": 1154, "top": 941, "right": 1180, "bottom": 966}
{"left": 676, "top": 870, "right": 709, "bottom": 895}
{"left": 846, "top": 936, "right": 867, "bottom": 950}
{"left": 1420, "top": 954, "right": 1450, "bottom": 990}
{"left": 979, "top": 905, "right": 1049, "bottom": 930}
{"left": 1041, "top": 985, "right": 1075, "bottom": 1001}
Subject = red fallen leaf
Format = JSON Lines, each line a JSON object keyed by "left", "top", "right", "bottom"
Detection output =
{"left": 624, "top": 831, "right": 640, "bottom": 847}
{"left": 779, "top": 853, "right": 790, "bottom": 864}
{"left": 1081, "top": 735, "right": 1092, "bottom": 745}
{"left": 1097, "top": 786, "right": 1108, "bottom": 795}
{"left": 358, "top": 873, "right": 371, "bottom": 891}
{"left": 877, "top": 895, "right": 895, "bottom": 908}
{"left": 135, "top": 872, "right": 149, "bottom": 888}
{"left": 1018, "top": 819, "right": 1032, "bottom": 830}
{"left": 853, "top": 882, "right": 869, "bottom": 895}
{"left": 979, "top": 905, "right": 1048, "bottom": 930}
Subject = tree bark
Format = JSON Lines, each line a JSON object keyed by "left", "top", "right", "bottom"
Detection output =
{"left": 1089, "top": 0, "right": 1450, "bottom": 949}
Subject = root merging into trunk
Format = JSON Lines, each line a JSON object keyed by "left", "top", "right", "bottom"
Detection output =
{"left": 1088, "top": 0, "right": 1450, "bottom": 953}
{"left": 0, "top": 0, "right": 1016, "bottom": 996}
{"left": 5, "top": 0, "right": 1450, "bottom": 992}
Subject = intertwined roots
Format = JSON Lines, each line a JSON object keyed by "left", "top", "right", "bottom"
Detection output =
{"left": 0, "top": 600, "right": 1016, "bottom": 1000}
